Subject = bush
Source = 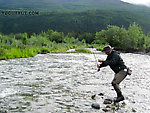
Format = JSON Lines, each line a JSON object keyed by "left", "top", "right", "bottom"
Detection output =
{"left": 95, "top": 23, "right": 146, "bottom": 50}
{"left": 39, "top": 47, "right": 50, "bottom": 54}
{"left": 75, "top": 48, "right": 92, "bottom": 53}
{"left": 0, "top": 48, "right": 5, "bottom": 56}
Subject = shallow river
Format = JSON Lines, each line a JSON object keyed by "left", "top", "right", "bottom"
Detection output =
{"left": 0, "top": 52, "right": 150, "bottom": 113}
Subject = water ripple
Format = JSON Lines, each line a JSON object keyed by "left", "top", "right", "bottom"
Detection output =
{"left": 0, "top": 53, "right": 150, "bottom": 113}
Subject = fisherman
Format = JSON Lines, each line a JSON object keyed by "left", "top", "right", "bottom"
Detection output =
{"left": 97, "top": 45, "right": 128, "bottom": 102}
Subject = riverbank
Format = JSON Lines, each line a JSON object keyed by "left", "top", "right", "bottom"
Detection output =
{"left": 1, "top": 23, "right": 150, "bottom": 60}
{"left": 115, "top": 48, "right": 150, "bottom": 53}
{"left": 1, "top": 46, "right": 150, "bottom": 60}
{"left": 0, "top": 47, "right": 91, "bottom": 60}
{"left": 0, "top": 48, "right": 93, "bottom": 60}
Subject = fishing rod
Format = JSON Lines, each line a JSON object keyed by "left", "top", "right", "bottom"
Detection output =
{"left": 93, "top": 52, "right": 100, "bottom": 72}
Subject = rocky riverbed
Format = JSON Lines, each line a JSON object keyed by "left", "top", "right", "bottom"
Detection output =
{"left": 0, "top": 52, "right": 150, "bottom": 113}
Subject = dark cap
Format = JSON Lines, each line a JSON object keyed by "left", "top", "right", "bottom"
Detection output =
{"left": 102, "top": 45, "right": 114, "bottom": 53}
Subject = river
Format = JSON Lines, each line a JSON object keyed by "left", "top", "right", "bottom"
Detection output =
{"left": 0, "top": 52, "right": 150, "bottom": 113}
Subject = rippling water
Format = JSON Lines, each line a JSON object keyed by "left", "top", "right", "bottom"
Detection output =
{"left": 0, "top": 53, "right": 150, "bottom": 113}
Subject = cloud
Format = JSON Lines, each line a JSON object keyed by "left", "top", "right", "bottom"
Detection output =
{"left": 121, "top": 0, "right": 150, "bottom": 7}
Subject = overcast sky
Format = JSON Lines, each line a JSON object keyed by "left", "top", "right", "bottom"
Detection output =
{"left": 121, "top": 0, "right": 150, "bottom": 7}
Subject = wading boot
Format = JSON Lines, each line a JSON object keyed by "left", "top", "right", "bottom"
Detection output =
{"left": 114, "top": 95, "right": 124, "bottom": 103}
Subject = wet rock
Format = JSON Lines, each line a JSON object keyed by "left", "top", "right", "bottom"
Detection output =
{"left": 120, "top": 102, "right": 126, "bottom": 107}
{"left": 102, "top": 108, "right": 111, "bottom": 112}
{"left": 56, "top": 51, "right": 60, "bottom": 53}
{"left": 98, "top": 93, "right": 104, "bottom": 96}
{"left": 132, "top": 108, "right": 136, "bottom": 112}
{"left": 106, "top": 104, "right": 111, "bottom": 108}
{"left": 66, "top": 49, "right": 75, "bottom": 52}
{"left": 103, "top": 99, "right": 112, "bottom": 104}
{"left": 91, "top": 94, "right": 96, "bottom": 100}
{"left": 91, "top": 103, "right": 100, "bottom": 109}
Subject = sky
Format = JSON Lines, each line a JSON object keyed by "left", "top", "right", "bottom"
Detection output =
{"left": 121, "top": 0, "right": 150, "bottom": 7}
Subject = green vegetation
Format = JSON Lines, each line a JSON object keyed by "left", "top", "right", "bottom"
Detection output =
{"left": 0, "top": 22, "right": 150, "bottom": 60}
{"left": 1, "top": 0, "right": 150, "bottom": 38}
{"left": 94, "top": 22, "right": 150, "bottom": 51}
{"left": 0, "top": 30, "right": 89, "bottom": 60}
{"left": 75, "top": 49, "right": 92, "bottom": 53}
{"left": 1, "top": 10, "right": 150, "bottom": 34}
{"left": 1, "top": 0, "right": 150, "bottom": 13}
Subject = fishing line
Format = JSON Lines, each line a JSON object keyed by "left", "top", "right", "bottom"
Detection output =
{"left": 93, "top": 52, "right": 100, "bottom": 72}
{"left": 93, "top": 53, "right": 98, "bottom": 65}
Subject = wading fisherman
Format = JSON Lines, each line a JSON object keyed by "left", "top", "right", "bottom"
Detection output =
{"left": 97, "top": 45, "right": 128, "bottom": 102}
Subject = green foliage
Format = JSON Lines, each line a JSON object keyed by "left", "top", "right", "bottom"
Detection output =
{"left": 75, "top": 48, "right": 92, "bottom": 53}
{"left": 27, "top": 35, "right": 50, "bottom": 47}
{"left": 0, "top": 48, "right": 37, "bottom": 60}
{"left": 39, "top": 47, "right": 50, "bottom": 54}
{"left": 11, "top": 39, "right": 25, "bottom": 49}
{"left": 45, "top": 30, "right": 64, "bottom": 43}
{"left": 22, "top": 48, "right": 36, "bottom": 57}
{"left": 1, "top": 9, "right": 150, "bottom": 34}
{"left": 0, "top": 22, "right": 150, "bottom": 60}
{"left": 0, "top": 48, "right": 5, "bottom": 56}
{"left": 0, "top": 29, "right": 88, "bottom": 59}
{"left": 95, "top": 22, "right": 148, "bottom": 50}
{"left": 143, "top": 36, "right": 150, "bottom": 49}
{"left": 127, "top": 22, "right": 144, "bottom": 49}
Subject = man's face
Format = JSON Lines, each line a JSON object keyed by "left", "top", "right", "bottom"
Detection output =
{"left": 105, "top": 50, "right": 112, "bottom": 55}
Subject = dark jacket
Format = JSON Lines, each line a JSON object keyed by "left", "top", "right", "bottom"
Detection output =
{"left": 100, "top": 50, "right": 127, "bottom": 74}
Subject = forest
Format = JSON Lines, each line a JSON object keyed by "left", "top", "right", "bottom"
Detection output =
{"left": 0, "top": 22, "right": 150, "bottom": 60}
{"left": 0, "top": 10, "right": 150, "bottom": 34}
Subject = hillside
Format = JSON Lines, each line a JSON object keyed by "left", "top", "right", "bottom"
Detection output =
{"left": 0, "top": 0, "right": 149, "bottom": 11}
{"left": 0, "top": 10, "right": 150, "bottom": 34}
{"left": 0, "top": 0, "right": 150, "bottom": 34}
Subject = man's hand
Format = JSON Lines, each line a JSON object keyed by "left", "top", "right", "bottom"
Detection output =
{"left": 97, "top": 64, "right": 100, "bottom": 71}
{"left": 97, "top": 64, "right": 100, "bottom": 68}
{"left": 98, "top": 59, "right": 103, "bottom": 62}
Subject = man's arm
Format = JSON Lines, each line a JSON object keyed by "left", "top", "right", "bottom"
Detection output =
{"left": 100, "top": 53, "right": 120, "bottom": 67}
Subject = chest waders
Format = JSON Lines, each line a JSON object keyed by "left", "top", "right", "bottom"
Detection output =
{"left": 111, "top": 70, "right": 127, "bottom": 102}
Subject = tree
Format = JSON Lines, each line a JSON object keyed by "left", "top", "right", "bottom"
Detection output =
{"left": 127, "top": 22, "right": 144, "bottom": 49}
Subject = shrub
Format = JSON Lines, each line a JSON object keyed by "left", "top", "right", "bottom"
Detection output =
{"left": 39, "top": 47, "right": 50, "bottom": 54}
{"left": 75, "top": 48, "right": 92, "bottom": 53}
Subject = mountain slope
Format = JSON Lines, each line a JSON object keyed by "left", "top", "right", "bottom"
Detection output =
{"left": 0, "top": 0, "right": 150, "bottom": 16}
{"left": 0, "top": 0, "right": 150, "bottom": 34}
{"left": 0, "top": 0, "right": 143, "bottom": 10}
{"left": 0, "top": 10, "right": 150, "bottom": 34}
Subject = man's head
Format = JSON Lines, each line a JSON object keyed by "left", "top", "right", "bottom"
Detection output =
{"left": 102, "top": 45, "right": 113, "bottom": 55}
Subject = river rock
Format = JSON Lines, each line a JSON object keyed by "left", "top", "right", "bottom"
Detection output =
{"left": 56, "top": 51, "right": 60, "bottom": 53}
{"left": 66, "top": 49, "right": 75, "bottom": 52}
{"left": 102, "top": 108, "right": 111, "bottom": 112}
{"left": 91, "top": 103, "right": 100, "bottom": 109}
{"left": 91, "top": 94, "right": 96, "bottom": 100}
{"left": 98, "top": 93, "right": 104, "bottom": 96}
{"left": 103, "top": 99, "right": 112, "bottom": 104}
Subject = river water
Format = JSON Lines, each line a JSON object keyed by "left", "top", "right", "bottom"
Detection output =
{"left": 0, "top": 52, "right": 150, "bottom": 113}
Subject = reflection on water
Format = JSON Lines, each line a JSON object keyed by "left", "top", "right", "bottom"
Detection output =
{"left": 0, "top": 53, "right": 150, "bottom": 113}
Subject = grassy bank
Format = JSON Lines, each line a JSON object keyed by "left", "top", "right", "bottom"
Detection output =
{"left": 0, "top": 35, "right": 102, "bottom": 60}
{"left": 0, "top": 47, "right": 103, "bottom": 60}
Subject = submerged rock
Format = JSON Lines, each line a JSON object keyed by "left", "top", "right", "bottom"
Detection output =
{"left": 103, "top": 99, "right": 113, "bottom": 104}
{"left": 102, "top": 108, "right": 111, "bottom": 112}
{"left": 56, "top": 51, "right": 60, "bottom": 53}
{"left": 98, "top": 93, "right": 104, "bottom": 96}
{"left": 91, "top": 103, "right": 100, "bottom": 109}
{"left": 66, "top": 49, "right": 75, "bottom": 52}
{"left": 91, "top": 94, "right": 96, "bottom": 100}
{"left": 132, "top": 108, "right": 136, "bottom": 112}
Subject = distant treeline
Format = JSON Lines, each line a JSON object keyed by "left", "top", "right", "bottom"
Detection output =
{"left": 0, "top": 22, "right": 150, "bottom": 60}
{"left": 0, "top": 10, "right": 150, "bottom": 34}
